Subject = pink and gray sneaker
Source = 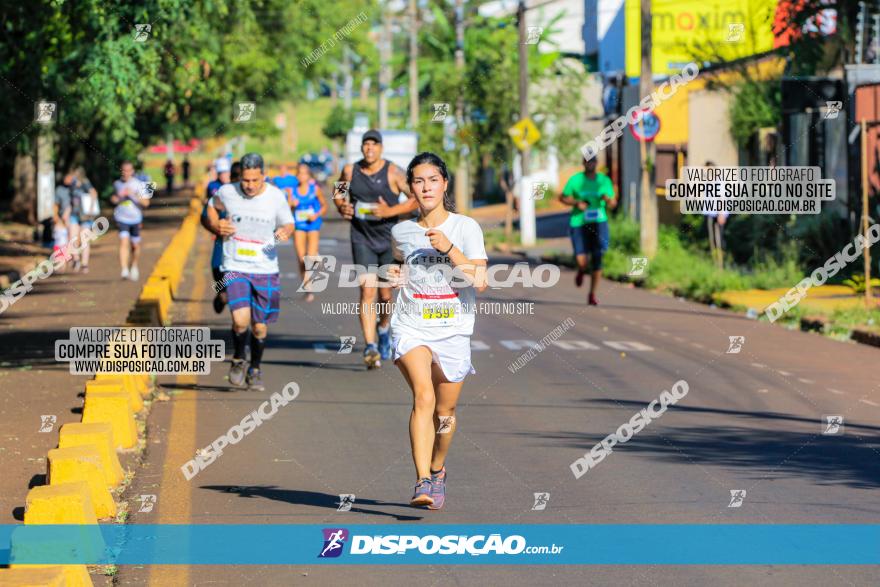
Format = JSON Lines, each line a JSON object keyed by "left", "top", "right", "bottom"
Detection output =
{"left": 427, "top": 467, "right": 446, "bottom": 510}
{"left": 410, "top": 478, "right": 434, "bottom": 507}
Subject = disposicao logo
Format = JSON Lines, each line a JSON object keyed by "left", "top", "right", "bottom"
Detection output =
{"left": 318, "top": 528, "right": 349, "bottom": 558}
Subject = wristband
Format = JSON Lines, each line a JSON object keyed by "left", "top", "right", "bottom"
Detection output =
{"left": 441, "top": 243, "right": 454, "bottom": 255}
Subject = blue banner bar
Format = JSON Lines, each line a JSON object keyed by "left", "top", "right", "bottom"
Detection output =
{"left": 1, "top": 525, "right": 878, "bottom": 565}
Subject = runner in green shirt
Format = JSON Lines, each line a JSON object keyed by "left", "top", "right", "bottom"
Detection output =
{"left": 559, "top": 157, "right": 617, "bottom": 305}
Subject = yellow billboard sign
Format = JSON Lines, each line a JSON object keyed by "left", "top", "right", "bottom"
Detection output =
{"left": 625, "top": 0, "right": 778, "bottom": 78}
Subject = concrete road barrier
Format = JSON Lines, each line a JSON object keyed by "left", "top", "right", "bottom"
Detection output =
{"left": 0, "top": 565, "right": 93, "bottom": 587}
{"left": 46, "top": 446, "right": 117, "bottom": 519}
{"left": 58, "top": 422, "right": 125, "bottom": 487}
{"left": 81, "top": 391, "right": 137, "bottom": 449}
{"left": 85, "top": 378, "right": 143, "bottom": 413}
{"left": 23, "top": 481, "right": 98, "bottom": 525}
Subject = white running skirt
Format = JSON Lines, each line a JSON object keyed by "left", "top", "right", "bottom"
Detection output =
{"left": 392, "top": 333, "right": 476, "bottom": 383}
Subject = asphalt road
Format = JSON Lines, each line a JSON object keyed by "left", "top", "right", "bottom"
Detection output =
{"left": 124, "top": 216, "right": 880, "bottom": 586}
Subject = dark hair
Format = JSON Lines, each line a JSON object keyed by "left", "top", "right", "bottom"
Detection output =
{"left": 240, "top": 152, "right": 265, "bottom": 173}
{"left": 230, "top": 161, "right": 242, "bottom": 182}
{"left": 406, "top": 152, "right": 455, "bottom": 212}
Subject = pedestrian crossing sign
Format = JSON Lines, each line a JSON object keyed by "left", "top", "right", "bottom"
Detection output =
{"left": 508, "top": 117, "right": 541, "bottom": 151}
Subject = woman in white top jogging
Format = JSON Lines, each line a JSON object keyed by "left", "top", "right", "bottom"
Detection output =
{"left": 387, "top": 152, "right": 488, "bottom": 509}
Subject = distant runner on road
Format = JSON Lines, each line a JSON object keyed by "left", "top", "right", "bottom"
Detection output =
{"left": 203, "top": 153, "right": 295, "bottom": 391}
{"left": 335, "top": 129, "right": 417, "bottom": 369}
{"left": 387, "top": 152, "right": 488, "bottom": 509}
{"left": 559, "top": 156, "right": 617, "bottom": 306}
{"left": 111, "top": 161, "right": 151, "bottom": 281}
{"left": 290, "top": 162, "right": 327, "bottom": 302}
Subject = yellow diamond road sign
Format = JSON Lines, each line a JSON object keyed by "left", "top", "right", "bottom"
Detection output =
{"left": 508, "top": 117, "right": 541, "bottom": 151}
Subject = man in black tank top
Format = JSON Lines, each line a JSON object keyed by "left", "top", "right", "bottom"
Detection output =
{"left": 335, "top": 130, "right": 417, "bottom": 369}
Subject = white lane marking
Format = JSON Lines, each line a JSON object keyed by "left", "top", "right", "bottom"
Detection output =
{"left": 827, "top": 388, "right": 845, "bottom": 395}
{"left": 757, "top": 389, "right": 769, "bottom": 394}
{"left": 496, "top": 340, "right": 654, "bottom": 352}
{"left": 658, "top": 331, "right": 669, "bottom": 336}
{"left": 552, "top": 340, "right": 601, "bottom": 351}
{"left": 471, "top": 340, "right": 491, "bottom": 351}
{"left": 859, "top": 399, "right": 880, "bottom": 407}
{"left": 500, "top": 340, "right": 540, "bottom": 351}
{"left": 777, "top": 370, "right": 792, "bottom": 376}
{"left": 674, "top": 336, "right": 686, "bottom": 343}
{"left": 690, "top": 342, "right": 703, "bottom": 349}
{"left": 603, "top": 341, "right": 654, "bottom": 352}
{"left": 797, "top": 378, "right": 814, "bottom": 384}
{"left": 751, "top": 362, "right": 766, "bottom": 369}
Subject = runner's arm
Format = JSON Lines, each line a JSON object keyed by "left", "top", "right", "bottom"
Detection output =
{"left": 314, "top": 185, "right": 328, "bottom": 219}
{"left": 203, "top": 199, "right": 235, "bottom": 237}
{"left": 334, "top": 165, "right": 354, "bottom": 219}
{"left": 376, "top": 164, "right": 418, "bottom": 218}
{"left": 274, "top": 196, "right": 296, "bottom": 241}
{"left": 426, "top": 222, "right": 489, "bottom": 292}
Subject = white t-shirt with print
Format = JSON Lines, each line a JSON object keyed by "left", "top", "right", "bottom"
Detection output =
{"left": 209, "top": 182, "right": 294, "bottom": 274}
{"left": 112, "top": 178, "right": 147, "bottom": 224}
{"left": 390, "top": 213, "right": 488, "bottom": 341}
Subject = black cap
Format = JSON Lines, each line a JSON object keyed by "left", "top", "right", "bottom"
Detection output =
{"left": 362, "top": 129, "right": 383, "bottom": 144}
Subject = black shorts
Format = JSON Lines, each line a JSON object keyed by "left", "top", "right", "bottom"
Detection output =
{"left": 351, "top": 241, "right": 394, "bottom": 282}
{"left": 116, "top": 221, "right": 142, "bottom": 241}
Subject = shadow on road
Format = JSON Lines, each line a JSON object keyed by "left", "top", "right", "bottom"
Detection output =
{"left": 201, "top": 485, "right": 423, "bottom": 521}
{"left": 536, "top": 400, "right": 880, "bottom": 489}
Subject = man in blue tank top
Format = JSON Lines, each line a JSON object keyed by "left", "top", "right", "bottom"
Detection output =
{"left": 335, "top": 130, "right": 417, "bottom": 369}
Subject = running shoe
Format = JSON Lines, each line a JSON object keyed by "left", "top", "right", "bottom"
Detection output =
{"left": 364, "top": 344, "right": 381, "bottom": 370}
{"left": 575, "top": 270, "right": 585, "bottom": 288}
{"left": 410, "top": 478, "right": 434, "bottom": 507}
{"left": 378, "top": 328, "right": 392, "bottom": 361}
{"left": 228, "top": 359, "right": 248, "bottom": 387}
{"left": 428, "top": 466, "right": 446, "bottom": 510}
{"left": 588, "top": 293, "right": 599, "bottom": 306}
{"left": 129, "top": 265, "right": 140, "bottom": 281}
{"left": 246, "top": 367, "right": 265, "bottom": 392}
{"left": 213, "top": 294, "right": 226, "bottom": 314}
{"left": 120, "top": 267, "right": 129, "bottom": 280}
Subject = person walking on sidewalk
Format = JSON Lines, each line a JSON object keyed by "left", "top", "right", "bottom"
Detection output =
{"left": 182, "top": 154, "right": 191, "bottom": 188}
{"left": 203, "top": 153, "right": 295, "bottom": 391}
{"left": 290, "top": 162, "right": 327, "bottom": 302}
{"left": 69, "top": 167, "right": 101, "bottom": 273}
{"left": 334, "top": 129, "right": 417, "bottom": 369}
{"left": 111, "top": 161, "right": 151, "bottom": 281}
{"left": 559, "top": 156, "right": 617, "bottom": 306}
{"left": 386, "top": 152, "right": 488, "bottom": 509}
{"left": 163, "top": 158, "right": 176, "bottom": 195}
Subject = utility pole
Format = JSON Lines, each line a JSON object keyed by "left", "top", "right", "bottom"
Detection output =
{"left": 378, "top": 7, "right": 392, "bottom": 129}
{"left": 639, "top": 0, "right": 658, "bottom": 258}
{"left": 343, "top": 46, "right": 353, "bottom": 111}
{"left": 856, "top": 1, "right": 866, "bottom": 64}
{"left": 517, "top": 0, "right": 536, "bottom": 246}
{"left": 454, "top": 0, "right": 469, "bottom": 212}
{"left": 409, "top": 0, "right": 419, "bottom": 129}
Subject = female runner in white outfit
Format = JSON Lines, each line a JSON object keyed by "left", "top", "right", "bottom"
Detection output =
{"left": 387, "top": 152, "right": 488, "bottom": 509}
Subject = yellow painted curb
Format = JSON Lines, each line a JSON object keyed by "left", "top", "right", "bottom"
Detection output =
{"left": 58, "top": 422, "right": 124, "bottom": 487}
{"left": 139, "top": 281, "right": 172, "bottom": 326}
{"left": 95, "top": 372, "right": 151, "bottom": 398}
{"left": 24, "top": 481, "right": 98, "bottom": 525}
{"left": 0, "top": 565, "right": 94, "bottom": 586}
{"left": 47, "top": 446, "right": 117, "bottom": 519}
{"left": 82, "top": 392, "right": 137, "bottom": 450}
{"left": 85, "top": 378, "right": 143, "bottom": 413}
